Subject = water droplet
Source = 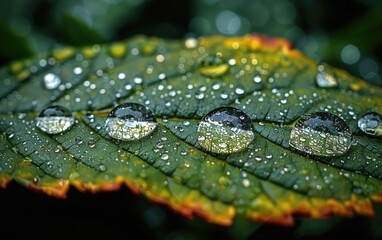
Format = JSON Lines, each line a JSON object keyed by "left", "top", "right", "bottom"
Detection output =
{"left": 88, "top": 139, "right": 96, "bottom": 148}
{"left": 197, "top": 106, "right": 254, "bottom": 154}
{"left": 33, "top": 177, "right": 39, "bottom": 184}
{"left": 198, "top": 53, "right": 229, "bottom": 78}
{"left": 75, "top": 136, "right": 83, "bottom": 144}
{"left": 289, "top": 112, "right": 352, "bottom": 157}
{"left": 161, "top": 154, "right": 169, "bottom": 160}
{"left": 253, "top": 75, "right": 262, "bottom": 83}
{"left": 180, "top": 150, "right": 187, "bottom": 156}
{"left": 73, "top": 67, "right": 83, "bottom": 75}
{"left": 134, "top": 77, "right": 143, "bottom": 85}
{"left": 43, "top": 73, "right": 61, "bottom": 90}
{"left": 316, "top": 63, "right": 338, "bottom": 88}
{"left": 220, "top": 93, "right": 229, "bottom": 99}
{"left": 105, "top": 103, "right": 157, "bottom": 141}
{"left": 235, "top": 87, "right": 245, "bottom": 95}
{"left": 357, "top": 112, "right": 382, "bottom": 137}
{"left": 242, "top": 179, "right": 250, "bottom": 187}
{"left": 98, "top": 164, "right": 107, "bottom": 172}
{"left": 36, "top": 105, "right": 75, "bottom": 134}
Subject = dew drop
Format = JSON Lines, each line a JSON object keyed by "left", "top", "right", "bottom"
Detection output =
{"left": 235, "top": 87, "right": 245, "bottom": 95}
{"left": 198, "top": 53, "right": 229, "bottom": 78}
{"left": 43, "top": 73, "right": 61, "bottom": 90}
{"left": 316, "top": 63, "right": 338, "bottom": 88}
{"left": 75, "top": 136, "right": 83, "bottom": 144}
{"left": 134, "top": 77, "right": 143, "bottom": 85}
{"left": 180, "top": 150, "right": 187, "bottom": 156}
{"left": 289, "top": 112, "right": 352, "bottom": 157}
{"left": 220, "top": 93, "right": 229, "bottom": 99}
{"left": 357, "top": 112, "right": 382, "bottom": 137}
{"left": 88, "top": 139, "right": 96, "bottom": 148}
{"left": 161, "top": 154, "right": 169, "bottom": 160}
{"left": 98, "top": 164, "right": 107, "bottom": 172}
{"left": 253, "top": 75, "right": 262, "bottom": 83}
{"left": 197, "top": 106, "right": 254, "bottom": 154}
{"left": 73, "top": 67, "right": 83, "bottom": 75}
{"left": 265, "top": 154, "right": 273, "bottom": 159}
{"left": 105, "top": 103, "right": 157, "bottom": 141}
{"left": 242, "top": 179, "right": 250, "bottom": 187}
{"left": 36, "top": 105, "right": 75, "bottom": 134}
{"left": 33, "top": 177, "right": 39, "bottom": 184}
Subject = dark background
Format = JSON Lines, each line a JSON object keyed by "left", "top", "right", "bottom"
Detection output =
{"left": 1, "top": 0, "right": 382, "bottom": 239}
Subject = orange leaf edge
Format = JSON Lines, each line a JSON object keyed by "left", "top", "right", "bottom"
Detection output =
{"left": 1, "top": 177, "right": 379, "bottom": 227}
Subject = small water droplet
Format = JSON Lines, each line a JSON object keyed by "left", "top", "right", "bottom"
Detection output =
{"left": 43, "top": 73, "right": 61, "bottom": 90}
{"left": 156, "top": 141, "right": 164, "bottom": 149}
{"left": 316, "top": 63, "right": 338, "bottom": 88}
{"left": 220, "top": 93, "right": 228, "bottom": 99}
{"left": 195, "top": 92, "right": 205, "bottom": 100}
{"left": 357, "top": 112, "right": 382, "bottom": 137}
{"left": 98, "top": 164, "right": 107, "bottom": 172}
{"left": 75, "top": 136, "right": 83, "bottom": 144}
{"left": 253, "top": 75, "right": 262, "bottom": 83}
{"left": 197, "top": 106, "right": 254, "bottom": 154}
{"left": 33, "top": 177, "right": 39, "bottom": 184}
{"left": 289, "top": 112, "right": 352, "bottom": 157}
{"left": 242, "top": 179, "right": 250, "bottom": 187}
{"left": 105, "top": 103, "right": 157, "bottom": 141}
{"left": 180, "top": 150, "right": 187, "bottom": 156}
{"left": 73, "top": 67, "right": 83, "bottom": 75}
{"left": 134, "top": 77, "right": 143, "bottom": 85}
{"left": 198, "top": 53, "right": 229, "bottom": 78}
{"left": 161, "top": 154, "right": 169, "bottom": 160}
{"left": 88, "top": 139, "right": 96, "bottom": 148}
{"left": 235, "top": 87, "right": 245, "bottom": 95}
{"left": 36, "top": 106, "right": 75, "bottom": 134}
{"left": 86, "top": 112, "right": 95, "bottom": 123}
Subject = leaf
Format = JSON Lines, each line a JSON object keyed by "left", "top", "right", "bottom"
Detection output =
{"left": 56, "top": 0, "right": 150, "bottom": 44}
{"left": 61, "top": 13, "right": 106, "bottom": 45}
{"left": 0, "top": 20, "right": 35, "bottom": 62}
{"left": 0, "top": 34, "right": 381, "bottom": 226}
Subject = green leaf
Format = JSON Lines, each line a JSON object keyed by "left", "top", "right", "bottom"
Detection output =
{"left": 61, "top": 13, "right": 106, "bottom": 45}
{"left": 57, "top": 0, "right": 150, "bottom": 44}
{"left": 0, "top": 34, "right": 381, "bottom": 226}
{"left": 0, "top": 19, "right": 35, "bottom": 62}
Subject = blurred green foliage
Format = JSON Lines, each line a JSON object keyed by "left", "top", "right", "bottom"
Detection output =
{"left": 0, "top": 0, "right": 381, "bottom": 239}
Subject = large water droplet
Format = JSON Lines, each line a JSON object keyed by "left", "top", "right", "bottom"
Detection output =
{"left": 43, "top": 73, "right": 61, "bottom": 90}
{"left": 105, "top": 103, "right": 157, "bottom": 141}
{"left": 197, "top": 106, "right": 254, "bottom": 154}
{"left": 36, "top": 105, "right": 75, "bottom": 134}
{"left": 357, "top": 112, "right": 382, "bottom": 137}
{"left": 316, "top": 63, "right": 338, "bottom": 88}
{"left": 289, "top": 112, "right": 352, "bottom": 157}
{"left": 198, "top": 53, "right": 229, "bottom": 77}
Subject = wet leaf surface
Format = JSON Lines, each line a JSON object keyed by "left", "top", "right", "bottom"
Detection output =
{"left": 0, "top": 34, "right": 381, "bottom": 226}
